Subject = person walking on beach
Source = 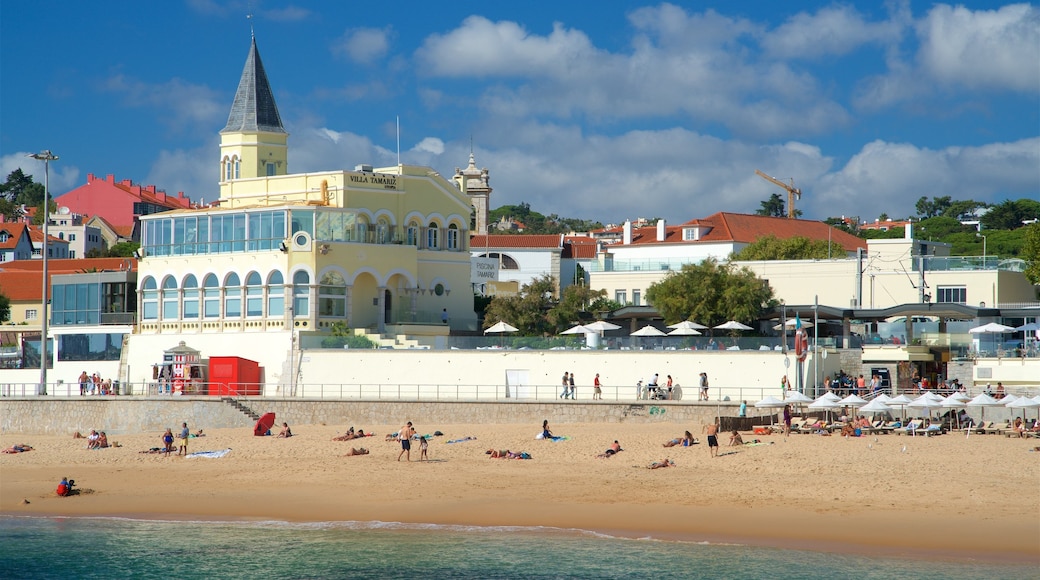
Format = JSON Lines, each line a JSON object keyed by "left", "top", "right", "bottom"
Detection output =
{"left": 703, "top": 420, "right": 720, "bottom": 458}
{"left": 178, "top": 422, "right": 190, "bottom": 456}
{"left": 593, "top": 373, "right": 602, "bottom": 400}
{"left": 782, "top": 405, "right": 793, "bottom": 437}
{"left": 418, "top": 435, "right": 429, "bottom": 461}
{"left": 397, "top": 421, "right": 416, "bottom": 461}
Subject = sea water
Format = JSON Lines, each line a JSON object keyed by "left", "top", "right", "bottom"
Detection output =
{"left": 0, "top": 516, "right": 1031, "bottom": 579}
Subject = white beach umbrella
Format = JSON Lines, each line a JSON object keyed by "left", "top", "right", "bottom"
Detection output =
{"left": 668, "top": 320, "right": 708, "bottom": 330}
{"left": 667, "top": 326, "right": 702, "bottom": 336}
{"left": 1007, "top": 396, "right": 1040, "bottom": 424}
{"left": 631, "top": 325, "right": 666, "bottom": 336}
{"left": 484, "top": 321, "right": 519, "bottom": 334}
{"left": 888, "top": 394, "right": 913, "bottom": 421}
{"left": 966, "top": 393, "right": 1004, "bottom": 425}
{"left": 859, "top": 398, "right": 891, "bottom": 415}
{"left": 754, "top": 396, "right": 787, "bottom": 408}
{"left": 999, "top": 394, "right": 1020, "bottom": 405}
{"left": 809, "top": 397, "right": 841, "bottom": 423}
{"left": 908, "top": 396, "right": 944, "bottom": 427}
{"left": 584, "top": 320, "right": 621, "bottom": 332}
{"left": 1014, "top": 322, "right": 1040, "bottom": 332}
{"left": 839, "top": 394, "right": 868, "bottom": 406}
{"left": 967, "top": 322, "right": 1015, "bottom": 334}
{"left": 872, "top": 394, "right": 893, "bottom": 404}
{"left": 560, "top": 324, "right": 590, "bottom": 335}
{"left": 819, "top": 391, "right": 842, "bottom": 402}
{"left": 772, "top": 319, "right": 813, "bottom": 331}
{"left": 714, "top": 320, "right": 753, "bottom": 331}
{"left": 784, "top": 391, "right": 813, "bottom": 404}
{"left": 946, "top": 392, "right": 971, "bottom": 403}
{"left": 940, "top": 395, "right": 968, "bottom": 428}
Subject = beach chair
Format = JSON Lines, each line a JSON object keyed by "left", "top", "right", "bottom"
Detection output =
{"left": 971, "top": 421, "right": 993, "bottom": 435}
{"left": 981, "top": 422, "right": 1009, "bottom": 435}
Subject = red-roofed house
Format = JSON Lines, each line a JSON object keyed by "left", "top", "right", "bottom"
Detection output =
{"left": 53, "top": 173, "right": 193, "bottom": 230}
{"left": 0, "top": 223, "right": 35, "bottom": 263}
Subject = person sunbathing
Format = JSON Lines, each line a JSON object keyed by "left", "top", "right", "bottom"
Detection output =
{"left": 840, "top": 423, "right": 857, "bottom": 437}
{"left": 728, "top": 430, "right": 743, "bottom": 446}
{"left": 344, "top": 447, "right": 369, "bottom": 456}
{"left": 487, "top": 449, "right": 509, "bottom": 458}
{"left": 96, "top": 432, "right": 109, "bottom": 449}
{"left": 663, "top": 431, "right": 697, "bottom": 447}
{"left": 2, "top": 444, "right": 34, "bottom": 453}
{"left": 86, "top": 430, "right": 100, "bottom": 449}
{"left": 72, "top": 432, "right": 85, "bottom": 439}
{"left": 277, "top": 423, "right": 292, "bottom": 438}
{"left": 648, "top": 459, "right": 674, "bottom": 469}
{"left": 597, "top": 440, "right": 623, "bottom": 458}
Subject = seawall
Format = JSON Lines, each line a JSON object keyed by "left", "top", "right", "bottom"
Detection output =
{"left": 0, "top": 398, "right": 740, "bottom": 435}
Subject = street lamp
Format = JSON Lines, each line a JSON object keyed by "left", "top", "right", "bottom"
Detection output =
{"left": 976, "top": 231, "right": 987, "bottom": 269}
{"left": 27, "top": 150, "right": 58, "bottom": 395}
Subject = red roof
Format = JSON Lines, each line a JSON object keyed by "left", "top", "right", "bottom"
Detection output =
{"left": 0, "top": 224, "right": 31, "bottom": 250}
{"left": 470, "top": 234, "right": 563, "bottom": 249}
{"left": 0, "top": 258, "right": 137, "bottom": 302}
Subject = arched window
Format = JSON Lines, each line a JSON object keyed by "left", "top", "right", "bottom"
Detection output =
{"left": 480, "top": 252, "right": 520, "bottom": 270}
{"left": 318, "top": 271, "right": 347, "bottom": 318}
{"left": 224, "top": 273, "right": 242, "bottom": 317}
{"left": 446, "top": 223, "right": 460, "bottom": 250}
{"left": 406, "top": 220, "right": 420, "bottom": 246}
{"left": 182, "top": 275, "right": 199, "bottom": 319}
{"left": 234, "top": 157, "right": 240, "bottom": 179}
{"left": 292, "top": 271, "right": 310, "bottom": 318}
{"left": 223, "top": 157, "right": 232, "bottom": 181}
{"left": 161, "top": 276, "right": 178, "bottom": 320}
{"left": 245, "top": 272, "right": 263, "bottom": 317}
{"left": 426, "top": 221, "right": 439, "bottom": 249}
{"left": 267, "top": 271, "right": 285, "bottom": 316}
{"left": 356, "top": 217, "right": 369, "bottom": 243}
{"left": 142, "top": 277, "right": 158, "bottom": 320}
{"left": 203, "top": 274, "right": 220, "bottom": 318}
{"left": 375, "top": 217, "right": 391, "bottom": 244}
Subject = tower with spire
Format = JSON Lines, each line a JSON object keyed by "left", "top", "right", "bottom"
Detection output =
{"left": 453, "top": 152, "right": 492, "bottom": 234}
{"left": 219, "top": 36, "right": 287, "bottom": 192}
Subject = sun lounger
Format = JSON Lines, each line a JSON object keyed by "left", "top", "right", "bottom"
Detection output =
{"left": 980, "top": 422, "right": 1009, "bottom": 435}
{"left": 971, "top": 421, "right": 993, "bottom": 435}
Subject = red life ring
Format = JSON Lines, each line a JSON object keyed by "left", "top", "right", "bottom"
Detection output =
{"left": 795, "top": 329, "right": 808, "bottom": 362}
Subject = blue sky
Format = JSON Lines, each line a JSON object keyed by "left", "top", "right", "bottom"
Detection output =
{"left": 2, "top": 1, "right": 1037, "bottom": 224}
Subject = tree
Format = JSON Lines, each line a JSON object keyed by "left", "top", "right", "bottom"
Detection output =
{"left": 943, "top": 199, "right": 988, "bottom": 220}
{"left": 106, "top": 242, "right": 139, "bottom": 257}
{"left": 756, "top": 193, "right": 786, "bottom": 218}
{"left": 0, "top": 287, "right": 10, "bottom": 322}
{"left": 483, "top": 275, "right": 557, "bottom": 336}
{"left": 644, "top": 258, "right": 776, "bottom": 331}
{"left": 915, "top": 195, "right": 951, "bottom": 219}
{"left": 0, "top": 169, "right": 44, "bottom": 207}
{"left": 546, "top": 283, "right": 607, "bottom": 330}
{"left": 732, "top": 235, "right": 839, "bottom": 261}
{"left": 0, "top": 197, "right": 20, "bottom": 222}
{"left": 915, "top": 216, "right": 968, "bottom": 239}
{"left": 1023, "top": 222, "right": 1040, "bottom": 285}
{"left": 980, "top": 199, "right": 1040, "bottom": 231}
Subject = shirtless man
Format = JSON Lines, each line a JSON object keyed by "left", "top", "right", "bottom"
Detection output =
{"left": 397, "top": 421, "right": 416, "bottom": 461}
{"left": 703, "top": 420, "right": 720, "bottom": 458}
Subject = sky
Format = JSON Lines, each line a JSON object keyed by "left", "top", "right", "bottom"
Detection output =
{"left": 2, "top": 1, "right": 1038, "bottom": 225}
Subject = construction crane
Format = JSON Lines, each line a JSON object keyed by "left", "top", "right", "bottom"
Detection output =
{"left": 755, "top": 169, "right": 802, "bottom": 219}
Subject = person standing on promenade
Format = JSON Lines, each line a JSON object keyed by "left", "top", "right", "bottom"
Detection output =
{"left": 560, "top": 372, "right": 569, "bottom": 399}
{"left": 568, "top": 372, "right": 576, "bottom": 399}
{"left": 78, "top": 371, "right": 89, "bottom": 396}
{"left": 397, "top": 421, "right": 416, "bottom": 462}
{"left": 738, "top": 400, "right": 747, "bottom": 418}
{"left": 178, "top": 422, "right": 190, "bottom": 456}
{"left": 699, "top": 372, "right": 710, "bottom": 401}
{"left": 703, "top": 420, "right": 720, "bottom": 458}
{"left": 593, "top": 373, "right": 602, "bottom": 400}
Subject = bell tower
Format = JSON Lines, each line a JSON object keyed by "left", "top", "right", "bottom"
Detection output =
{"left": 219, "top": 36, "right": 287, "bottom": 193}
{"left": 453, "top": 152, "right": 492, "bottom": 234}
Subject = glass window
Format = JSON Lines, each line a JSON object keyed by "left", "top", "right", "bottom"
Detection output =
{"left": 224, "top": 273, "right": 242, "bottom": 317}
{"left": 426, "top": 222, "right": 439, "bottom": 249}
{"left": 161, "top": 276, "right": 179, "bottom": 320}
{"left": 234, "top": 158, "right": 240, "bottom": 179}
{"left": 203, "top": 274, "right": 220, "bottom": 318}
{"left": 407, "top": 222, "right": 419, "bottom": 246}
{"left": 615, "top": 290, "right": 627, "bottom": 305}
{"left": 446, "top": 224, "right": 460, "bottom": 250}
{"left": 318, "top": 271, "right": 347, "bottom": 318}
{"left": 246, "top": 272, "right": 263, "bottom": 317}
{"left": 267, "top": 271, "right": 285, "bottom": 317}
{"left": 142, "top": 277, "right": 158, "bottom": 320}
{"left": 291, "top": 210, "right": 314, "bottom": 236}
{"left": 183, "top": 274, "right": 199, "bottom": 319}
{"left": 292, "top": 271, "right": 310, "bottom": 318}
{"left": 632, "top": 290, "right": 641, "bottom": 306}
{"left": 58, "top": 333, "right": 126, "bottom": 362}
{"left": 937, "top": 286, "right": 967, "bottom": 304}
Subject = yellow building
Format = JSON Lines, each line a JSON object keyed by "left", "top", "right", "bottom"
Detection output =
{"left": 128, "top": 37, "right": 475, "bottom": 388}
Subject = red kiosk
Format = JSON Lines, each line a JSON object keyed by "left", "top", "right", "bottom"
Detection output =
{"left": 208, "top": 356, "right": 262, "bottom": 396}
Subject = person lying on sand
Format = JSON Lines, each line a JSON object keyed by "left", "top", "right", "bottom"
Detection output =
{"left": 596, "top": 440, "right": 623, "bottom": 458}
{"left": 344, "top": 447, "right": 369, "bottom": 456}
{"left": 72, "top": 432, "right": 85, "bottom": 439}
{"left": 2, "top": 444, "right": 34, "bottom": 453}
{"left": 648, "top": 459, "right": 674, "bottom": 469}
{"left": 728, "top": 430, "right": 743, "bottom": 446}
{"left": 663, "top": 431, "right": 697, "bottom": 447}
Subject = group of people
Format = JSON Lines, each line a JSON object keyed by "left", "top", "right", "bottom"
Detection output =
{"left": 159, "top": 422, "right": 192, "bottom": 455}
{"left": 559, "top": 372, "right": 577, "bottom": 399}
{"left": 77, "top": 371, "right": 114, "bottom": 396}
{"left": 332, "top": 427, "right": 370, "bottom": 441}
{"left": 86, "top": 429, "right": 110, "bottom": 449}
{"left": 640, "top": 373, "right": 694, "bottom": 401}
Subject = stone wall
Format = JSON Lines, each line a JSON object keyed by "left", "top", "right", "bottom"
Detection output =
{"left": 0, "top": 398, "right": 739, "bottom": 435}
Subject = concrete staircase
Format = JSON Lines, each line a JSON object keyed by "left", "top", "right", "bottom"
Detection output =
{"left": 353, "top": 328, "right": 423, "bottom": 349}
{"left": 221, "top": 397, "right": 260, "bottom": 421}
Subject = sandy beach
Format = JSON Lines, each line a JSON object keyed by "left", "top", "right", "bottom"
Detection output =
{"left": 2, "top": 421, "right": 1038, "bottom": 563}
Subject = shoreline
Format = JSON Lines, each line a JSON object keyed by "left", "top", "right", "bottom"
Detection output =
{"left": 2, "top": 422, "right": 1037, "bottom": 565}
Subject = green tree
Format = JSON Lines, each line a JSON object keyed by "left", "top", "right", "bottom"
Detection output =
{"left": 0, "top": 197, "right": 20, "bottom": 221}
{"left": 546, "top": 283, "right": 607, "bottom": 330}
{"left": 756, "top": 193, "right": 786, "bottom": 218}
{"left": 320, "top": 321, "right": 377, "bottom": 349}
{"left": 644, "top": 258, "right": 775, "bottom": 332}
{"left": 943, "top": 199, "right": 988, "bottom": 220}
{"left": 915, "top": 216, "right": 969, "bottom": 239}
{"left": 1022, "top": 222, "right": 1040, "bottom": 285}
{"left": 980, "top": 199, "right": 1040, "bottom": 231}
{"left": 0, "top": 287, "right": 10, "bottom": 322}
{"left": 483, "top": 275, "right": 557, "bottom": 336}
{"left": 0, "top": 169, "right": 45, "bottom": 207}
{"left": 106, "top": 242, "right": 139, "bottom": 257}
{"left": 732, "top": 235, "right": 839, "bottom": 261}
{"left": 915, "top": 195, "right": 951, "bottom": 219}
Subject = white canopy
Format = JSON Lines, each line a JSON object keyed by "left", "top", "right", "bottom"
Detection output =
{"left": 819, "top": 391, "right": 842, "bottom": 402}
{"left": 966, "top": 393, "right": 1003, "bottom": 407}
{"left": 784, "top": 391, "right": 814, "bottom": 403}
{"left": 714, "top": 320, "right": 754, "bottom": 331}
{"left": 667, "top": 326, "right": 702, "bottom": 336}
{"left": 584, "top": 320, "right": 621, "bottom": 332}
{"left": 859, "top": 399, "right": 892, "bottom": 414}
{"left": 631, "top": 325, "right": 666, "bottom": 337}
{"left": 754, "top": 396, "right": 787, "bottom": 409}
{"left": 968, "top": 322, "right": 1015, "bottom": 334}
{"left": 839, "top": 394, "right": 868, "bottom": 406}
{"left": 772, "top": 319, "right": 813, "bottom": 330}
{"left": 560, "top": 324, "right": 590, "bottom": 335}
{"left": 484, "top": 321, "right": 519, "bottom": 334}
{"left": 668, "top": 320, "right": 707, "bottom": 330}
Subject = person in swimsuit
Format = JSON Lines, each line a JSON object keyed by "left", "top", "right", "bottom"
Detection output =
{"left": 397, "top": 421, "right": 415, "bottom": 461}
{"left": 703, "top": 421, "right": 720, "bottom": 457}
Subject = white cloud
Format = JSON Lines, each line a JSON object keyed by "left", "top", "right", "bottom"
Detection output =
{"left": 332, "top": 27, "right": 393, "bottom": 64}
{"left": 145, "top": 143, "right": 217, "bottom": 205}
{"left": 815, "top": 137, "right": 1040, "bottom": 220}
{"left": 1, "top": 152, "right": 81, "bottom": 197}
{"left": 413, "top": 138, "right": 445, "bottom": 156}
{"left": 415, "top": 9, "right": 848, "bottom": 139}
{"left": 916, "top": 3, "right": 1039, "bottom": 92}
{"left": 263, "top": 5, "right": 310, "bottom": 22}
{"left": 101, "top": 75, "right": 225, "bottom": 135}
{"left": 761, "top": 4, "right": 904, "bottom": 59}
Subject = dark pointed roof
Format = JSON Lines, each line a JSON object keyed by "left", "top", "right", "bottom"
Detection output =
{"left": 221, "top": 37, "right": 286, "bottom": 134}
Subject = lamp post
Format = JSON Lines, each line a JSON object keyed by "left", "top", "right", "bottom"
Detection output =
{"left": 976, "top": 231, "right": 987, "bottom": 269}
{"left": 27, "top": 150, "right": 59, "bottom": 395}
